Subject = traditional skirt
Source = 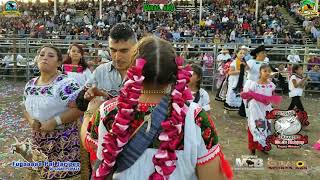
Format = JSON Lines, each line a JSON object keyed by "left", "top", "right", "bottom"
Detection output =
{"left": 32, "top": 121, "right": 81, "bottom": 179}
{"left": 215, "top": 76, "right": 228, "bottom": 102}
{"left": 247, "top": 128, "right": 265, "bottom": 151}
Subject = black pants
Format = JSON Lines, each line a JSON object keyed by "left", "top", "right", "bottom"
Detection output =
{"left": 288, "top": 96, "right": 304, "bottom": 111}
{"left": 238, "top": 101, "right": 246, "bottom": 117}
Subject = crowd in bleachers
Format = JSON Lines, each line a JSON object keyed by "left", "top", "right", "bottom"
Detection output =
{"left": 0, "top": 0, "right": 304, "bottom": 44}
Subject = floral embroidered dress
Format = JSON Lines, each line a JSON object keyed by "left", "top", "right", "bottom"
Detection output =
{"left": 243, "top": 80, "right": 275, "bottom": 151}
{"left": 84, "top": 98, "right": 228, "bottom": 179}
{"left": 24, "top": 74, "right": 81, "bottom": 179}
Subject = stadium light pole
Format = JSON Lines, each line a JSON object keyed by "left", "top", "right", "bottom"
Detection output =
{"left": 255, "top": 0, "right": 259, "bottom": 20}
{"left": 99, "top": 0, "right": 102, "bottom": 19}
{"left": 316, "top": 0, "right": 319, "bottom": 16}
{"left": 54, "top": 0, "right": 57, "bottom": 16}
{"left": 199, "top": 0, "right": 203, "bottom": 22}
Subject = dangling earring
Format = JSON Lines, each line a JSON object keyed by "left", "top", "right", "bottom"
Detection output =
{"left": 165, "top": 84, "right": 172, "bottom": 94}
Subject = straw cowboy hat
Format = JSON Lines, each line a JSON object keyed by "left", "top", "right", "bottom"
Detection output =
{"left": 240, "top": 45, "right": 250, "bottom": 50}
{"left": 220, "top": 48, "right": 229, "bottom": 53}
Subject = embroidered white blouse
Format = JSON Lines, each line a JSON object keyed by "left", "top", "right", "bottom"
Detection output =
{"left": 23, "top": 74, "right": 81, "bottom": 127}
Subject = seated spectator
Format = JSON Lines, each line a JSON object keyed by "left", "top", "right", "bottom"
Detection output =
{"left": 1, "top": 49, "right": 24, "bottom": 75}
{"left": 263, "top": 32, "right": 274, "bottom": 45}
{"left": 273, "top": 63, "right": 289, "bottom": 93}
{"left": 287, "top": 49, "right": 301, "bottom": 64}
{"left": 307, "top": 53, "right": 320, "bottom": 71}
{"left": 307, "top": 65, "right": 320, "bottom": 90}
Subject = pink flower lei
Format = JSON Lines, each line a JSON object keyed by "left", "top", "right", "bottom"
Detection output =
{"left": 149, "top": 56, "right": 193, "bottom": 180}
{"left": 94, "top": 58, "right": 146, "bottom": 179}
{"left": 94, "top": 57, "right": 193, "bottom": 180}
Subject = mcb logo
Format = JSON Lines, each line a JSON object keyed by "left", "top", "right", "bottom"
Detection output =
{"left": 235, "top": 155, "right": 264, "bottom": 170}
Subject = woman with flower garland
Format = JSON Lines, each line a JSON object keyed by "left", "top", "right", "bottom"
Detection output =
{"left": 62, "top": 43, "right": 92, "bottom": 87}
{"left": 83, "top": 36, "right": 233, "bottom": 179}
{"left": 22, "top": 45, "right": 83, "bottom": 179}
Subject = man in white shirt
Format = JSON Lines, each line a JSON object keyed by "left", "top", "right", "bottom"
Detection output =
{"left": 229, "top": 29, "right": 236, "bottom": 42}
{"left": 287, "top": 49, "right": 300, "bottom": 63}
{"left": 98, "top": 45, "right": 111, "bottom": 63}
{"left": 222, "top": 15, "right": 229, "bottom": 23}
{"left": 217, "top": 48, "right": 231, "bottom": 62}
{"left": 2, "top": 50, "right": 24, "bottom": 75}
{"left": 84, "top": 13, "right": 90, "bottom": 25}
{"left": 205, "top": 17, "right": 212, "bottom": 27}
{"left": 237, "top": 16, "right": 243, "bottom": 24}
{"left": 216, "top": 48, "right": 231, "bottom": 68}
{"left": 97, "top": 20, "right": 105, "bottom": 28}
{"left": 65, "top": 13, "right": 70, "bottom": 22}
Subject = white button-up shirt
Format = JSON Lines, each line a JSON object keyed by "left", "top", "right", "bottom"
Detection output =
{"left": 86, "top": 62, "right": 125, "bottom": 92}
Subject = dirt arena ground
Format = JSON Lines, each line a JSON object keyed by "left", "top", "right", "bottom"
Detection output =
{"left": 0, "top": 80, "right": 319, "bottom": 180}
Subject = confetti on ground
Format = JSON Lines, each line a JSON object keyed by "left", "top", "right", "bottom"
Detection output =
{"left": 0, "top": 80, "right": 31, "bottom": 178}
{"left": 0, "top": 80, "right": 319, "bottom": 179}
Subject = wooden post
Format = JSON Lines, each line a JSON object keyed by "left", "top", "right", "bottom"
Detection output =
{"left": 255, "top": 0, "right": 259, "bottom": 21}
{"left": 303, "top": 47, "right": 309, "bottom": 73}
{"left": 13, "top": 34, "right": 17, "bottom": 82}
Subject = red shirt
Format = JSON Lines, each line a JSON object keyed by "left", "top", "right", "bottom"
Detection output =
{"left": 242, "top": 22, "right": 250, "bottom": 30}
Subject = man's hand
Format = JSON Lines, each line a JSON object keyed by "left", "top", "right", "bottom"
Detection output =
{"left": 84, "top": 87, "right": 108, "bottom": 101}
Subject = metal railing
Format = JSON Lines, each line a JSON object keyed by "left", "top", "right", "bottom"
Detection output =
{"left": 1, "top": 39, "right": 319, "bottom": 95}
{"left": 0, "top": 33, "right": 314, "bottom": 45}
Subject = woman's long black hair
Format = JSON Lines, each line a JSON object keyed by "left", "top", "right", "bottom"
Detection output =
{"left": 191, "top": 64, "right": 203, "bottom": 103}
{"left": 233, "top": 50, "right": 246, "bottom": 95}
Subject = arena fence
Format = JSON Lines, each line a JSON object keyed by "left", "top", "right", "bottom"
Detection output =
{"left": 0, "top": 38, "right": 319, "bottom": 95}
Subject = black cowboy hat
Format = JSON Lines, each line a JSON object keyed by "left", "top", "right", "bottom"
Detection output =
{"left": 250, "top": 45, "right": 271, "bottom": 57}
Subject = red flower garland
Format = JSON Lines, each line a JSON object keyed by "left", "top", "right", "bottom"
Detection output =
{"left": 149, "top": 56, "right": 193, "bottom": 180}
{"left": 93, "top": 58, "right": 146, "bottom": 179}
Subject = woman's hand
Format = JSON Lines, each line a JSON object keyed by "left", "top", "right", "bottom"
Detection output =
{"left": 31, "top": 119, "right": 41, "bottom": 131}
{"left": 40, "top": 119, "right": 57, "bottom": 132}
{"left": 87, "top": 96, "right": 105, "bottom": 113}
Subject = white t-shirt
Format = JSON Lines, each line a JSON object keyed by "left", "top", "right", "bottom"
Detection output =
{"left": 287, "top": 55, "right": 301, "bottom": 63}
{"left": 217, "top": 53, "right": 231, "bottom": 62}
{"left": 230, "top": 30, "right": 236, "bottom": 41}
{"left": 192, "top": 88, "right": 211, "bottom": 111}
{"left": 237, "top": 17, "right": 243, "bottom": 24}
{"left": 64, "top": 68, "right": 92, "bottom": 87}
{"left": 205, "top": 19, "right": 212, "bottom": 26}
{"left": 289, "top": 75, "right": 303, "bottom": 97}
{"left": 247, "top": 60, "right": 264, "bottom": 82}
{"left": 222, "top": 16, "right": 229, "bottom": 23}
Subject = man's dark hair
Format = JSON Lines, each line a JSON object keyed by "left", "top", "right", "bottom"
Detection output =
{"left": 109, "top": 23, "right": 137, "bottom": 43}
